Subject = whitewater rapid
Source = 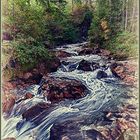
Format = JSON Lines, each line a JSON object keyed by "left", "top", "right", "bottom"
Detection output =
{"left": 2, "top": 42, "right": 134, "bottom": 140}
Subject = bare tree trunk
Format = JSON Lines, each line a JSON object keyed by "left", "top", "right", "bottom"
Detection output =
{"left": 125, "top": 0, "right": 128, "bottom": 31}
{"left": 122, "top": 0, "right": 125, "bottom": 30}
{"left": 130, "top": 0, "right": 136, "bottom": 32}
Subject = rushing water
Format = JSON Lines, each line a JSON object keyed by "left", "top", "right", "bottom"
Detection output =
{"left": 2, "top": 42, "right": 136, "bottom": 140}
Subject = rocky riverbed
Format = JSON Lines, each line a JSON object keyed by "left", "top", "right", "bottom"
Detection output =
{"left": 2, "top": 42, "right": 138, "bottom": 140}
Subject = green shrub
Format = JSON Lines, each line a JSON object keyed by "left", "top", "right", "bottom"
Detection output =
{"left": 4, "top": 0, "right": 93, "bottom": 46}
{"left": 44, "top": 6, "right": 93, "bottom": 46}
{"left": 44, "top": 15, "right": 78, "bottom": 46}
{"left": 88, "top": 17, "right": 102, "bottom": 45}
{"left": 13, "top": 41, "right": 51, "bottom": 71}
{"left": 5, "top": 0, "right": 46, "bottom": 42}
{"left": 107, "top": 31, "right": 138, "bottom": 59}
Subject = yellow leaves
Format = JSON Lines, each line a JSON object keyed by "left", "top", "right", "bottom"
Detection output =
{"left": 101, "top": 20, "right": 108, "bottom": 31}
{"left": 100, "top": 19, "right": 110, "bottom": 40}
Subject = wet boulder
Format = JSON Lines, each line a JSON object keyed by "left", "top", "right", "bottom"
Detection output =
{"left": 36, "top": 57, "right": 61, "bottom": 73}
{"left": 22, "top": 102, "right": 50, "bottom": 121}
{"left": 96, "top": 70, "right": 108, "bottom": 79}
{"left": 110, "top": 62, "right": 125, "bottom": 78}
{"left": 54, "top": 50, "right": 71, "bottom": 58}
{"left": 48, "top": 57, "right": 61, "bottom": 72}
{"left": 111, "top": 61, "right": 137, "bottom": 85}
{"left": 43, "top": 78, "right": 88, "bottom": 102}
{"left": 27, "top": 74, "right": 43, "bottom": 84}
{"left": 2, "top": 92, "right": 16, "bottom": 117}
{"left": 50, "top": 120, "right": 105, "bottom": 140}
{"left": 78, "top": 47, "right": 111, "bottom": 57}
{"left": 77, "top": 60, "right": 99, "bottom": 71}
{"left": 78, "top": 47, "right": 101, "bottom": 56}
{"left": 77, "top": 60, "right": 92, "bottom": 71}
{"left": 50, "top": 120, "right": 83, "bottom": 140}
{"left": 78, "top": 48, "right": 94, "bottom": 55}
{"left": 2, "top": 96, "right": 15, "bottom": 115}
{"left": 94, "top": 47, "right": 101, "bottom": 54}
{"left": 15, "top": 92, "right": 35, "bottom": 104}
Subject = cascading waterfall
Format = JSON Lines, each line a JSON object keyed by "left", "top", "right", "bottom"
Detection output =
{"left": 2, "top": 42, "right": 135, "bottom": 140}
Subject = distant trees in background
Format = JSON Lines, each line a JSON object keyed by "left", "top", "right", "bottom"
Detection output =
{"left": 2, "top": 0, "right": 138, "bottom": 43}
{"left": 88, "top": 0, "right": 138, "bottom": 59}
{"left": 2, "top": 0, "right": 139, "bottom": 70}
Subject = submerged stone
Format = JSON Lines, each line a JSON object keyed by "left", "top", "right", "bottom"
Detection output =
{"left": 96, "top": 70, "right": 108, "bottom": 79}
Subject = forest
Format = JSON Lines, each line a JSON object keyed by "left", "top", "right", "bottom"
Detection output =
{"left": 1, "top": 0, "right": 139, "bottom": 140}
{"left": 2, "top": 0, "right": 138, "bottom": 70}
